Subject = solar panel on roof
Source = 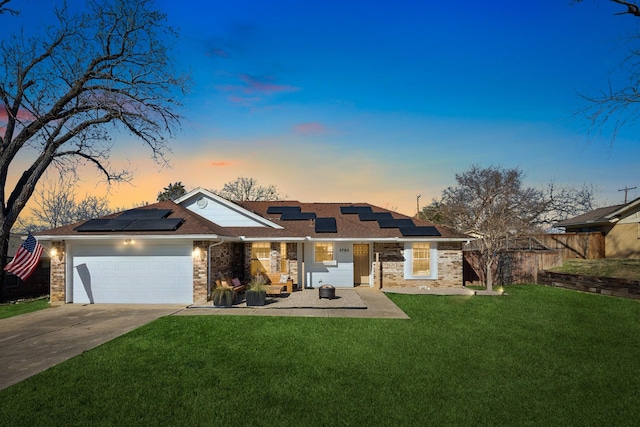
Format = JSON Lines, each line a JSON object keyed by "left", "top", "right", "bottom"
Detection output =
{"left": 377, "top": 219, "right": 416, "bottom": 228}
{"left": 315, "top": 217, "right": 337, "bottom": 233}
{"left": 122, "top": 218, "right": 184, "bottom": 231}
{"left": 75, "top": 217, "right": 184, "bottom": 232}
{"left": 267, "top": 206, "right": 301, "bottom": 215}
{"left": 399, "top": 226, "right": 441, "bottom": 237}
{"left": 75, "top": 219, "right": 133, "bottom": 232}
{"left": 118, "top": 208, "right": 172, "bottom": 219}
{"left": 340, "top": 206, "right": 372, "bottom": 215}
{"left": 358, "top": 211, "right": 393, "bottom": 221}
{"left": 280, "top": 212, "right": 317, "bottom": 220}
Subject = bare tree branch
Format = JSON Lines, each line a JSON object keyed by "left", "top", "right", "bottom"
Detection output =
{"left": 0, "top": 0, "right": 190, "bottom": 297}
{"left": 213, "top": 177, "right": 284, "bottom": 202}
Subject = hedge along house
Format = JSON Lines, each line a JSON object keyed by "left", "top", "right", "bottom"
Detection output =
{"left": 37, "top": 188, "right": 470, "bottom": 305}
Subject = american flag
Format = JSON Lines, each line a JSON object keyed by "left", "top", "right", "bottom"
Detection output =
{"left": 4, "top": 233, "right": 43, "bottom": 281}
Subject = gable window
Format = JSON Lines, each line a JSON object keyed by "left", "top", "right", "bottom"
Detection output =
{"left": 404, "top": 242, "right": 437, "bottom": 279}
{"left": 251, "top": 242, "right": 270, "bottom": 275}
{"left": 314, "top": 242, "right": 334, "bottom": 263}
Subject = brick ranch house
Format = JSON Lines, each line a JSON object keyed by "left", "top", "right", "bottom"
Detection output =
{"left": 36, "top": 188, "right": 470, "bottom": 305}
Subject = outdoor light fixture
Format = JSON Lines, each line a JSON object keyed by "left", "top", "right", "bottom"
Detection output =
{"left": 50, "top": 247, "right": 64, "bottom": 261}
{"left": 124, "top": 239, "right": 134, "bottom": 245}
{"left": 193, "top": 247, "right": 205, "bottom": 260}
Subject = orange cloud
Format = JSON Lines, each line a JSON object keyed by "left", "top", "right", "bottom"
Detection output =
{"left": 210, "top": 160, "right": 232, "bottom": 167}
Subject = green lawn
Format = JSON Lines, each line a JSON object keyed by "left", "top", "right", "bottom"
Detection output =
{"left": 1, "top": 286, "right": 639, "bottom": 426}
{"left": 549, "top": 258, "right": 640, "bottom": 281}
{"left": 0, "top": 298, "right": 49, "bottom": 320}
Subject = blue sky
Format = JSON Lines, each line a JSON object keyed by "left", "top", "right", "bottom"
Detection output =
{"left": 7, "top": 0, "right": 640, "bottom": 215}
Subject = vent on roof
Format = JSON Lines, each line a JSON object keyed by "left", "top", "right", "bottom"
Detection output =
{"left": 315, "top": 217, "right": 337, "bottom": 233}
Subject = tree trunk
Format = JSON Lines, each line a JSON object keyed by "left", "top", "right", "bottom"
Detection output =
{"left": 485, "top": 259, "right": 493, "bottom": 292}
{"left": 0, "top": 227, "right": 10, "bottom": 303}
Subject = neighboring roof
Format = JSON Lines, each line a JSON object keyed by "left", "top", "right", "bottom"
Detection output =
{"left": 36, "top": 200, "right": 229, "bottom": 240}
{"left": 555, "top": 196, "right": 640, "bottom": 228}
{"left": 35, "top": 198, "right": 469, "bottom": 241}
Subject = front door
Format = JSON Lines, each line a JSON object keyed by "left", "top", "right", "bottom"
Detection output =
{"left": 353, "top": 244, "right": 370, "bottom": 286}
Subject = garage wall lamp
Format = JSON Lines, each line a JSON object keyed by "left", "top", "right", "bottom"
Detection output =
{"left": 124, "top": 239, "right": 135, "bottom": 245}
{"left": 50, "top": 247, "right": 64, "bottom": 261}
{"left": 192, "top": 247, "right": 205, "bottom": 260}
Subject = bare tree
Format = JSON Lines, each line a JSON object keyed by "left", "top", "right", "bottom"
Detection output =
{"left": 574, "top": 0, "right": 640, "bottom": 143}
{"left": 157, "top": 181, "right": 186, "bottom": 201}
{"left": 539, "top": 182, "right": 597, "bottom": 226}
{"left": 0, "top": 0, "right": 18, "bottom": 15}
{"left": 214, "top": 177, "right": 283, "bottom": 202}
{"left": 0, "top": 0, "right": 188, "bottom": 298}
{"left": 436, "top": 166, "right": 547, "bottom": 291}
{"left": 421, "top": 165, "right": 596, "bottom": 290}
{"left": 17, "top": 176, "right": 112, "bottom": 232}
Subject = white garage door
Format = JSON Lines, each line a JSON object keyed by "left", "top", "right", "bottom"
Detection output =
{"left": 70, "top": 241, "right": 193, "bottom": 304}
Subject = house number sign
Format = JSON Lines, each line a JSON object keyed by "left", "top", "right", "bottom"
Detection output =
{"left": 339, "top": 248, "right": 350, "bottom": 253}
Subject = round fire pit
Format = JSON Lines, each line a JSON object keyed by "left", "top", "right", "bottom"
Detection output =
{"left": 318, "top": 285, "right": 335, "bottom": 300}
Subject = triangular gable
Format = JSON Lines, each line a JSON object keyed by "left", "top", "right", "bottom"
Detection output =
{"left": 175, "top": 188, "right": 283, "bottom": 229}
{"left": 605, "top": 196, "right": 640, "bottom": 221}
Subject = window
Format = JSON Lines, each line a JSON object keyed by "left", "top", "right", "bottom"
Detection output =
{"left": 251, "top": 242, "right": 270, "bottom": 275}
{"left": 412, "top": 243, "right": 431, "bottom": 276}
{"left": 315, "top": 242, "right": 334, "bottom": 263}
{"left": 404, "top": 242, "right": 437, "bottom": 279}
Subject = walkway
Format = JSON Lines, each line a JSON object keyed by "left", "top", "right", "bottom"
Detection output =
{"left": 177, "top": 287, "right": 409, "bottom": 319}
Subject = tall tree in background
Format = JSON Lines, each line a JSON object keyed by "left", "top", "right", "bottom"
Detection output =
{"left": 214, "top": 177, "right": 283, "bottom": 202}
{"left": 421, "top": 165, "right": 595, "bottom": 291}
{"left": 157, "top": 182, "right": 186, "bottom": 201}
{"left": 575, "top": 0, "right": 640, "bottom": 143}
{"left": 17, "top": 176, "right": 112, "bottom": 232}
{"left": 0, "top": 0, "right": 188, "bottom": 298}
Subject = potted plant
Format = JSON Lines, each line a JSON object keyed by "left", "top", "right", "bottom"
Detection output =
{"left": 212, "top": 284, "right": 235, "bottom": 307}
{"left": 245, "top": 274, "right": 267, "bottom": 307}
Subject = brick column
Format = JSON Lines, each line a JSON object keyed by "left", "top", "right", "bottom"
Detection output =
{"left": 193, "top": 241, "right": 208, "bottom": 305}
{"left": 49, "top": 241, "right": 66, "bottom": 304}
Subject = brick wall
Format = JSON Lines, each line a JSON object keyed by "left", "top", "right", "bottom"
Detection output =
{"left": 373, "top": 242, "right": 463, "bottom": 288}
{"left": 192, "top": 241, "right": 208, "bottom": 304}
{"left": 49, "top": 241, "right": 66, "bottom": 304}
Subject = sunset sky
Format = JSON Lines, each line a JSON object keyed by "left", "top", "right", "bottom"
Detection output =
{"left": 6, "top": 0, "right": 640, "bottom": 216}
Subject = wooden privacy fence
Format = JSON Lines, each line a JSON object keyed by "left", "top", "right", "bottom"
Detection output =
{"left": 464, "top": 250, "right": 563, "bottom": 285}
{"left": 534, "top": 232, "right": 604, "bottom": 259}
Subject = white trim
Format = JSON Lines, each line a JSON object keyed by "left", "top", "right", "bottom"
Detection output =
{"left": 175, "top": 187, "right": 283, "bottom": 229}
{"left": 36, "top": 234, "right": 234, "bottom": 241}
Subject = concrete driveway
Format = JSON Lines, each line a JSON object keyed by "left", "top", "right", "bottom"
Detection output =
{"left": 0, "top": 304, "right": 183, "bottom": 391}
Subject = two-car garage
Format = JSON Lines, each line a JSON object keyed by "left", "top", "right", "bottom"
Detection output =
{"left": 67, "top": 240, "right": 193, "bottom": 304}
